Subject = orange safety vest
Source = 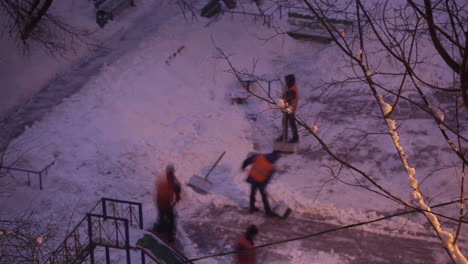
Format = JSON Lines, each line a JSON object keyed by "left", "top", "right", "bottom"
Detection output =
{"left": 249, "top": 155, "right": 275, "bottom": 183}
{"left": 156, "top": 173, "right": 176, "bottom": 210}
{"left": 290, "top": 85, "right": 299, "bottom": 112}
{"left": 235, "top": 235, "right": 256, "bottom": 264}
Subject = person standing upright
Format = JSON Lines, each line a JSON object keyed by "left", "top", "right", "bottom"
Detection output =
{"left": 241, "top": 151, "right": 280, "bottom": 216}
{"left": 277, "top": 74, "right": 299, "bottom": 143}
{"left": 154, "top": 164, "right": 181, "bottom": 243}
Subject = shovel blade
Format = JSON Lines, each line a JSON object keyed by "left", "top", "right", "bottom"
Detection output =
{"left": 272, "top": 201, "right": 292, "bottom": 219}
{"left": 273, "top": 141, "right": 296, "bottom": 153}
{"left": 188, "top": 175, "right": 212, "bottom": 194}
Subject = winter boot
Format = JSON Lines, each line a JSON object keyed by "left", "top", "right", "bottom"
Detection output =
{"left": 249, "top": 207, "right": 260, "bottom": 213}
{"left": 265, "top": 211, "right": 279, "bottom": 217}
{"left": 276, "top": 135, "right": 285, "bottom": 142}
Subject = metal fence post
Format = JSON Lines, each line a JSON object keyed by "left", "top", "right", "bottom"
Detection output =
{"left": 39, "top": 172, "right": 43, "bottom": 190}
{"left": 87, "top": 214, "right": 95, "bottom": 264}
{"left": 106, "top": 246, "right": 110, "bottom": 264}
{"left": 141, "top": 250, "right": 146, "bottom": 264}
{"left": 138, "top": 203, "right": 143, "bottom": 229}
{"left": 125, "top": 220, "right": 131, "bottom": 264}
{"left": 102, "top": 198, "right": 107, "bottom": 220}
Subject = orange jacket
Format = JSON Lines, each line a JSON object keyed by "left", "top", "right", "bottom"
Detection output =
{"left": 249, "top": 154, "right": 275, "bottom": 183}
{"left": 156, "top": 174, "right": 179, "bottom": 210}
{"left": 235, "top": 235, "right": 256, "bottom": 264}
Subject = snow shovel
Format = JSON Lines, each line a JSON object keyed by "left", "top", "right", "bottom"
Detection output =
{"left": 270, "top": 195, "right": 292, "bottom": 219}
{"left": 188, "top": 151, "right": 226, "bottom": 195}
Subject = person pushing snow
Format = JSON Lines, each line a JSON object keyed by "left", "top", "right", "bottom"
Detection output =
{"left": 154, "top": 164, "right": 181, "bottom": 243}
{"left": 241, "top": 151, "right": 280, "bottom": 217}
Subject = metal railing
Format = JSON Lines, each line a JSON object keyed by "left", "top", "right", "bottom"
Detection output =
{"left": 0, "top": 161, "right": 55, "bottom": 190}
{"left": 222, "top": 9, "right": 273, "bottom": 27}
{"left": 99, "top": 198, "right": 143, "bottom": 229}
{"left": 43, "top": 198, "right": 153, "bottom": 264}
{"left": 87, "top": 214, "right": 131, "bottom": 264}
{"left": 130, "top": 246, "right": 162, "bottom": 264}
{"left": 42, "top": 197, "right": 194, "bottom": 264}
{"left": 44, "top": 200, "right": 101, "bottom": 264}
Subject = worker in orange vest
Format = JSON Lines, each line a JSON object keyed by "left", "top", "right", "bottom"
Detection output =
{"left": 241, "top": 152, "right": 280, "bottom": 216}
{"left": 235, "top": 225, "right": 258, "bottom": 264}
{"left": 154, "top": 164, "right": 181, "bottom": 243}
{"left": 276, "top": 74, "right": 299, "bottom": 143}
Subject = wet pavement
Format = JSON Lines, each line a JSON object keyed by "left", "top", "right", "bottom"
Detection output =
{"left": 182, "top": 204, "right": 450, "bottom": 264}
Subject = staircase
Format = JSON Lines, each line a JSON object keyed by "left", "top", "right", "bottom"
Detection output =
{"left": 44, "top": 197, "right": 192, "bottom": 264}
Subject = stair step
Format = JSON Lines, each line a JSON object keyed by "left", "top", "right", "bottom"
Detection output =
{"left": 136, "top": 233, "right": 189, "bottom": 263}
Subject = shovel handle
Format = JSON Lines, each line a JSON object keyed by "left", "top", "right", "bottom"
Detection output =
{"left": 282, "top": 112, "right": 287, "bottom": 142}
{"left": 204, "top": 151, "right": 226, "bottom": 180}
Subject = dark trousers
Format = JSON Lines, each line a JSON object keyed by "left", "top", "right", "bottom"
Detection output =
{"left": 278, "top": 113, "right": 299, "bottom": 141}
{"left": 155, "top": 207, "right": 176, "bottom": 243}
{"left": 250, "top": 182, "right": 272, "bottom": 214}
{"left": 285, "top": 113, "right": 299, "bottom": 139}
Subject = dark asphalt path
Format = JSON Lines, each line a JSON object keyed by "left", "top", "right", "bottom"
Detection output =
{"left": 182, "top": 204, "right": 449, "bottom": 263}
